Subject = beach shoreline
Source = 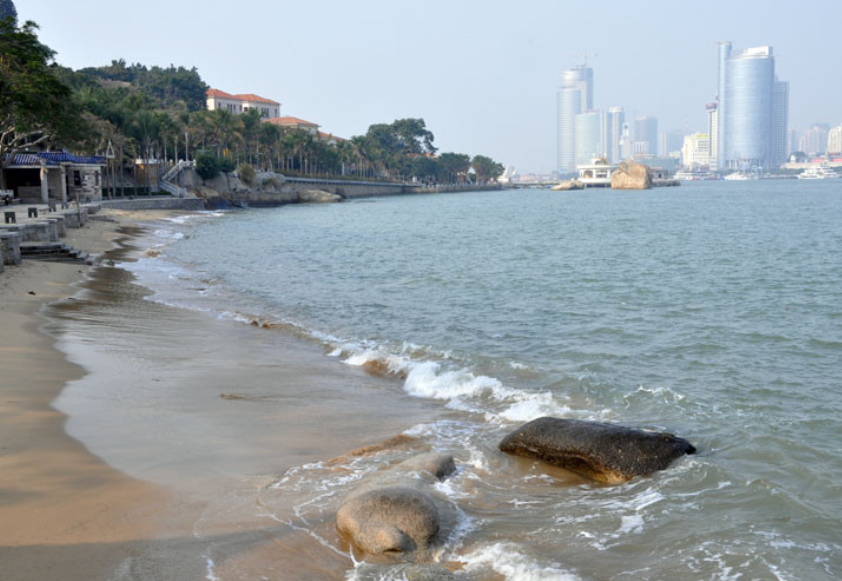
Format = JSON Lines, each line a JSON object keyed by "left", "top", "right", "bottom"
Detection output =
{"left": 0, "top": 211, "right": 208, "bottom": 581}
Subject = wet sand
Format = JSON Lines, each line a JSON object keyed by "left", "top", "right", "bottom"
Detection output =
{"left": 0, "top": 209, "right": 440, "bottom": 580}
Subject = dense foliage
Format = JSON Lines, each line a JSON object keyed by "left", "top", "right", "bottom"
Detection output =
{"left": 0, "top": 19, "right": 89, "bottom": 189}
{"left": 1, "top": 17, "right": 505, "bottom": 187}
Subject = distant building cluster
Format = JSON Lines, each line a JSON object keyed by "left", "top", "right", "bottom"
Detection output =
{"left": 552, "top": 41, "right": 842, "bottom": 174}
{"left": 555, "top": 65, "right": 671, "bottom": 175}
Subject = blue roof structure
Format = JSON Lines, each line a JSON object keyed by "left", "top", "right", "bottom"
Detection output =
{"left": 4, "top": 151, "right": 106, "bottom": 167}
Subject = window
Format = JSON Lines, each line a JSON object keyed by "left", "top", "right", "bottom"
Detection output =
{"left": 73, "top": 171, "right": 81, "bottom": 187}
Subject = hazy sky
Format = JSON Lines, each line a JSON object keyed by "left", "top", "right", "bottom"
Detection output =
{"left": 19, "top": 0, "right": 842, "bottom": 173}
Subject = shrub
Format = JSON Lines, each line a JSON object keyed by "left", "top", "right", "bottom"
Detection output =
{"left": 218, "top": 157, "right": 236, "bottom": 174}
{"left": 237, "top": 163, "right": 256, "bottom": 186}
{"left": 195, "top": 153, "right": 220, "bottom": 180}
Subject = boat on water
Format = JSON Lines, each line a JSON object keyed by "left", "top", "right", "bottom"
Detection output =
{"left": 724, "top": 171, "right": 758, "bottom": 181}
{"left": 797, "top": 164, "right": 840, "bottom": 180}
{"left": 675, "top": 170, "right": 719, "bottom": 181}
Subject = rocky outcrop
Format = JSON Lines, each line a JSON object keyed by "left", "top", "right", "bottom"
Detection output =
{"left": 297, "top": 189, "right": 343, "bottom": 204}
{"left": 611, "top": 160, "right": 653, "bottom": 190}
{"left": 499, "top": 417, "right": 695, "bottom": 484}
{"left": 336, "top": 487, "right": 440, "bottom": 554}
{"left": 336, "top": 452, "right": 458, "bottom": 557}
{"left": 551, "top": 179, "right": 584, "bottom": 191}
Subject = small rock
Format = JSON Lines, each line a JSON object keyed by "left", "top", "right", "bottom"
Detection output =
{"left": 499, "top": 417, "right": 695, "bottom": 484}
{"left": 398, "top": 453, "right": 456, "bottom": 481}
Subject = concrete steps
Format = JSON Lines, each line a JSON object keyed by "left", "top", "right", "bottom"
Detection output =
{"left": 19, "top": 242, "right": 91, "bottom": 264}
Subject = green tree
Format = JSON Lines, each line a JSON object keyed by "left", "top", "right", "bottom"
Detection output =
{"left": 439, "top": 152, "right": 471, "bottom": 183}
{"left": 471, "top": 155, "right": 504, "bottom": 184}
{"left": 0, "top": 19, "right": 89, "bottom": 189}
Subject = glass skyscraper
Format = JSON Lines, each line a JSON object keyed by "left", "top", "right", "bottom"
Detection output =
{"left": 634, "top": 116, "right": 659, "bottom": 156}
{"left": 717, "top": 43, "right": 788, "bottom": 169}
{"left": 556, "top": 65, "right": 593, "bottom": 172}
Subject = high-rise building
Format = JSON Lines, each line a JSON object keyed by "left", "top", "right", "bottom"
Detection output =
{"left": 771, "top": 79, "right": 789, "bottom": 167}
{"left": 658, "top": 132, "right": 668, "bottom": 157}
{"left": 575, "top": 111, "right": 605, "bottom": 166}
{"left": 717, "top": 42, "right": 788, "bottom": 169}
{"left": 828, "top": 125, "right": 842, "bottom": 156}
{"left": 606, "top": 107, "right": 625, "bottom": 163}
{"left": 802, "top": 123, "right": 830, "bottom": 155}
{"left": 681, "top": 133, "right": 711, "bottom": 169}
{"left": 619, "top": 123, "right": 633, "bottom": 160}
{"left": 634, "top": 116, "right": 659, "bottom": 157}
{"left": 707, "top": 102, "right": 719, "bottom": 170}
{"left": 788, "top": 129, "right": 800, "bottom": 155}
{"left": 556, "top": 65, "right": 594, "bottom": 172}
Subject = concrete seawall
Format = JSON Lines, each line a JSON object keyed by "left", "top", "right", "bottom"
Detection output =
{"left": 100, "top": 198, "right": 206, "bottom": 211}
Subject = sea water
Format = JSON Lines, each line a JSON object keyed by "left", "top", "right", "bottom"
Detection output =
{"left": 110, "top": 181, "right": 842, "bottom": 579}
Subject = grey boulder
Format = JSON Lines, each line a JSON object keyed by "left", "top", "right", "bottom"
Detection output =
{"left": 499, "top": 417, "right": 695, "bottom": 484}
{"left": 336, "top": 486, "right": 440, "bottom": 554}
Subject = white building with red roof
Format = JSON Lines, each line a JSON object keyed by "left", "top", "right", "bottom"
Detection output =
{"left": 206, "top": 89, "right": 280, "bottom": 118}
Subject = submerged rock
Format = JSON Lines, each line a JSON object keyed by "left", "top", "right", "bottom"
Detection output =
{"left": 499, "top": 417, "right": 695, "bottom": 484}
{"left": 397, "top": 453, "right": 456, "bottom": 481}
{"left": 611, "top": 160, "right": 653, "bottom": 190}
{"left": 337, "top": 486, "right": 440, "bottom": 554}
{"left": 298, "top": 189, "right": 342, "bottom": 203}
{"left": 551, "top": 179, "right": 584, "bottom": 191}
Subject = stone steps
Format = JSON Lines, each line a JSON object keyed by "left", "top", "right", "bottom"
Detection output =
{"left": 19, "top": 242, "right": 91, "bottom": 264}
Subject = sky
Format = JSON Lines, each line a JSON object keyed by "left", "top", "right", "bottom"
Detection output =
{"left": 17, "top": 0, "right": 842, "bottom": 174}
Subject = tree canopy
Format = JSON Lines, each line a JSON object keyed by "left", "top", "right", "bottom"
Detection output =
{"left": 0, "top": 19, "right": 88, "bottom": 189}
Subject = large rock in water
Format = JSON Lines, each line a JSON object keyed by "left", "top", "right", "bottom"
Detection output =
{"left": 337, "top": 487, "right": 440, "bottom": 554}
{"left": 611, "top": 160, "right": 653, "bottom": 190}
{"left": 298, "top": 189, "right": 342, "bottom": 203}
{"left": 499, "top": 417, "right": 695, "bottom": 484}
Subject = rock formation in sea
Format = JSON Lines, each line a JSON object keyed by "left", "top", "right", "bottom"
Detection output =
{"left": 499, "top": 417, "right": 695, "bottom": 483}
{"left": 336, "top": 452, "right": 458, "bottom": 556}
{"left": 611, "top": 160, "right": 653, "bottom": 190}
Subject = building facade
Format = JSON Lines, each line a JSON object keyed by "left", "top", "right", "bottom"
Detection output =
{"left": 206, "top": 89, "right": 281, "bottom": 118}
{"left": 556, "top": 65, "right": 594, "bottom": 172}
{"left": 606, "top": 107, "right": 624, "bottom": 163}
{"left": 681, "top": 133, "right": 711, "bottom": 169}
{"left": 828, "top": 125, "right": 842, "bottom": 156}
{"left": 634, "top": 116, "right": 658, "bottom": 157}
{"left": 707, "top": 102, "right": 719, "bottom": 170}
{"left": 801, "top": 123, "right": 830, "bottom": 155}
{"left": 575, "top": 111, "right": 604, "bottom": 166}
{"left": 717, "top": 43, "right": 788, "bottom": 169}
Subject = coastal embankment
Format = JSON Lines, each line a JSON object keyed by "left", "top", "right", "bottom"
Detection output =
{"left": 166, "top": 165, "right": 502, "bottom": 208}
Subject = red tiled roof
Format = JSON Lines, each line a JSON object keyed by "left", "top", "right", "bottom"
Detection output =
{"left": 234, "top": 93, "right": 280, "bottom": 106}
{"left": 206, "top": 88, "right": 237, "bottom": 100}
{"left": 264, "top": 116, "right": 319, "bottom": 127}
{"left": 206, "top": 89, "right": 280, "bottom": 106}
{"left": 318, "top": 131, "right": 346, "bottom": 142}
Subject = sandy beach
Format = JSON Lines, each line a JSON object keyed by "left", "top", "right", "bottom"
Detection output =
{"left": 0, "top": 209, "right": 441, "bottom": 580}
{"left": 0, "top": 212, "right": 207, "bottom": 580}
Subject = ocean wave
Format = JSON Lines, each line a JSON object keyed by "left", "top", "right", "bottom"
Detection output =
{"left": 459, "top": 542, "right": 582, "bottom": 581}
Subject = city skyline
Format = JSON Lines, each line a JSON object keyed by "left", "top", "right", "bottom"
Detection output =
{"left": 19, "top": 0, "right": 842, "bottom": 174}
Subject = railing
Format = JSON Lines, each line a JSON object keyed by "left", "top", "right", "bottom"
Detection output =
{"left": 158, "top": 179, "right": 187, "bottom": 198}
{"left": 161, "top": 160, "right": 194, "bottom": 183}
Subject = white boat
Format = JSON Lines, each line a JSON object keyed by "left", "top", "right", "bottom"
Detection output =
{"left": 675, "top": 170, "right": 718, "bottom": 181}
{"left": 797, "top": 164, "right": 840, "bottom": 180}
{"left": 724, "top": 171, "right": 757, "bottom": 181}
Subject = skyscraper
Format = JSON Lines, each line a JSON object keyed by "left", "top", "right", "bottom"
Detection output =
{"left": 556, "top": 65, "right": 594, "bottom": 172}
{"left": 771, "top": 79, "right": 789, "bottom": 168}
{"left": 634, "top": 116, "right": 658, "bottom": 157}
{"left": 707, "top": 102, "right": 719, "bottom": 170}
{"left": 828, "top": 125, "right": 842, "bottom": 156}
{"left": 606, "top": 107, "right": 625, "bottom": 163}
{"left": 575, "top": 111, "right": 604, "bottom": 166}
{"left": 717, "top": 42, "right": 788, "bottom": 169}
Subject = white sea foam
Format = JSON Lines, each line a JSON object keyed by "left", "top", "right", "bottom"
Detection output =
{"left": 153, "top": 229, "right": 185, "bottom": 240}
{"left": 459, "top": 543, "right": 582, "bottom": 581}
